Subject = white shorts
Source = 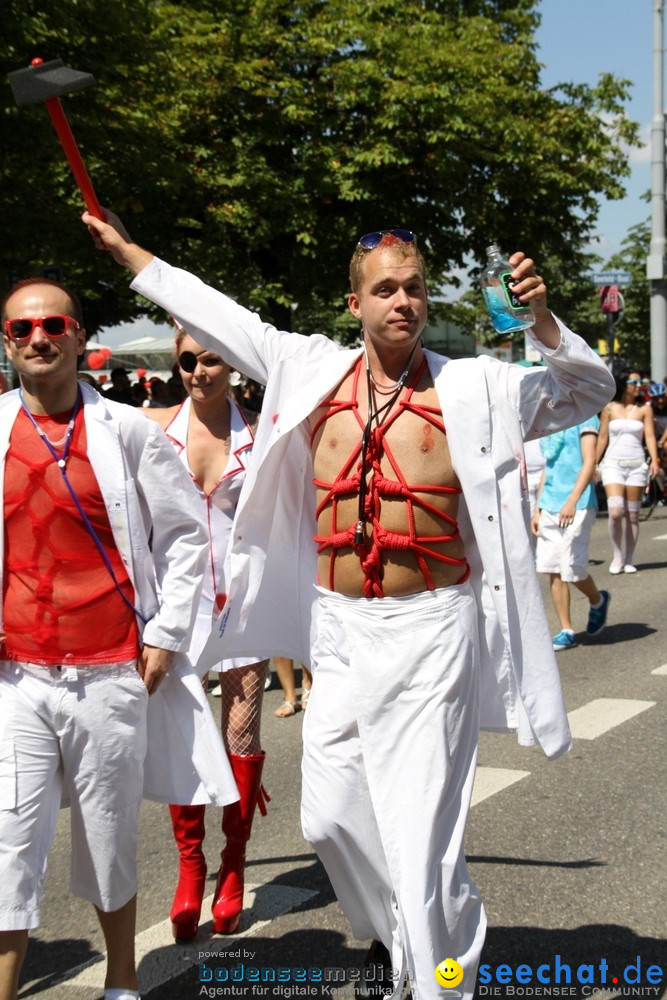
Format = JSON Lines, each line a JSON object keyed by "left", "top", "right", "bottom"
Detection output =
{"left": 535, "top": 507, "right": 596, "bottom": 582}
{"left": 600, "top": 460, "right": 648, "bottom": 489}
{"left": 301, "top": 583, "right": 485, "bottom": 1000}
{"left": 0, "top": 660, "right": 148, "bottom": 929}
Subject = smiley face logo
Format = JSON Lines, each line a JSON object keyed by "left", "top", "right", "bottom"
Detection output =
{"left": 435, "top": 958, "right": 464, "bottom": 989}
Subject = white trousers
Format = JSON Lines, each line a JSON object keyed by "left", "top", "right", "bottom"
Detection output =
{"left": 0, "top": 661, "right": 148, "bottom": 929}
{"left": 301, "top": 583, "right": 486, "bottom": 1000}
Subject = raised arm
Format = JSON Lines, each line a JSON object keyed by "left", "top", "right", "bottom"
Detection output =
{"left": 82, "top": 210, "right": 334, "bottom": 386}
{"left": 83, "top": 209, "right": 153, "bottom": 275}
{"left": 507, "top": 251, "right": 560, "bottom": 350}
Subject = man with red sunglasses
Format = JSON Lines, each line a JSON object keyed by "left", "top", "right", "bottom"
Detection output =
{"left": 85, "top": 213, "right": 615, "bottom": 1000}
{"left": 0, "top": 278, "right": 238, "bottom": 1000}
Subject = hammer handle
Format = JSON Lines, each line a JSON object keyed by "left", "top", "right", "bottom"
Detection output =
{"left": 45, "top": 97, "right": 104, "bottom": 221}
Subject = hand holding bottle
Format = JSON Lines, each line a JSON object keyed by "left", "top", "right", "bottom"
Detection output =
{"left": 482, "top": 243, "right": 553, "bottom": 323}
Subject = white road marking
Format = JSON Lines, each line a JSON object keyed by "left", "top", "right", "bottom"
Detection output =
{"left": 56, "top": 882, "right": 317, "bottom": 994}
{"left": 567, "top": 698, "right": 655, "bottom": 740}
{"left": 471, "top": 766, "right": 530, "bottom": 806}
{"left": 651, "top": 663, "right": 667, "bottom": 675}
{"left": 651, "top": 532, "right": 667, "bottom": 540}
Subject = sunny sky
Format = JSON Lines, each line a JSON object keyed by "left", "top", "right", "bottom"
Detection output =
{"left": 102, "top": 0, "right": 659, "bottom": 344}
{"left": 536, "top": 0, "right": 654, "bottom": 260}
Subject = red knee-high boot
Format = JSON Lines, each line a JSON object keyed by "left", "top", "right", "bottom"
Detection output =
{"left": 169, "top": 804, "right": 207, "bottom": 940}
{"left": 212, "top": 753, "right": 269, "bottom": 934}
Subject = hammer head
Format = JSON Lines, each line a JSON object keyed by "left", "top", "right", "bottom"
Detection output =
{"left": 8, "top": 58, "right": 95, "bottom": 108}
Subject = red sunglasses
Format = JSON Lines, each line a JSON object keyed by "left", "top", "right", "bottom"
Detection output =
{"left": 4, "top": 315, "right": 80, "bottom": 341}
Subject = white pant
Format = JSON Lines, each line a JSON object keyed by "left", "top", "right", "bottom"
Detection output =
{"left": 301, "top": 583, "right": 486, "bottom": 1000}
{"left": 535, "top": 507, "right": 596, "bottom": 582}
{"left": 0, "top": 661, "right": 148, "bottom": 929}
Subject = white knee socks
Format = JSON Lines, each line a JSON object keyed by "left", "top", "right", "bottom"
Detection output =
{"left": 625, "top": 499, "right": 641, "bottom": 568}
{"left": 607, "top": 496, "right": 625, "bottom": 572}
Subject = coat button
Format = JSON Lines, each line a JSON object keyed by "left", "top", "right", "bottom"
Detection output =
{"left": 494, "top": 584, "right": 500, "bottom": 591}
{"left": 480, "top": 446, "right": 487, "bottom": 453}
{"left": 488, "top": 514, "right": 494, "bottom": 521}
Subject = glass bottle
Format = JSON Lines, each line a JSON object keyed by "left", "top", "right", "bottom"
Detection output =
{"left": 480, "top": 244, "right": 535, "bottom": 335}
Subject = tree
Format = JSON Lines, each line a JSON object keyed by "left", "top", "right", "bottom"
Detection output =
{"left": 1, "top": 0, "right": 639, "bottom": 337}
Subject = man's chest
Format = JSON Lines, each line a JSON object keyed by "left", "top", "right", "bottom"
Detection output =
{"left": 309, "top": 371, "right": 458, "bottom": 489}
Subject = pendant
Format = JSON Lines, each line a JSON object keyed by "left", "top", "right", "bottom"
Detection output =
{"left": 58, "top": 459, "right": 66, "bottom": 469}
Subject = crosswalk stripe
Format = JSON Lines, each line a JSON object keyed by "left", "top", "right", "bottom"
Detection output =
{"left": 651, "top": 663, "right": 667, "bottom": 675}
{"left": 652, "top": 532, "right": 667, "bottom": 540}
{"left": 57, "top": 883, "right": 317, "bottom": 994}
{"left": 567, "top": 698, "right": 655, "bottom": 740}
{"left": 472, "top": 766, "right": 530, "bottom": 806}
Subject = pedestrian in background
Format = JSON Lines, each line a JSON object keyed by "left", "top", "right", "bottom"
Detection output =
{"left": 532, "top": 416, "right": 610, "bottom": 651}
{"left": 597, "top": 371, "right": 660, "bottom": 574}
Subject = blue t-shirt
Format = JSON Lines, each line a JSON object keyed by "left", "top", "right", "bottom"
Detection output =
{"left": 538, "top": 415, "right": 600, "bottom": 512}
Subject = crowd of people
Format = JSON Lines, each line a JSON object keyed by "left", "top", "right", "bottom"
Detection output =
{"left": 0, "top": 209, "right": 661, "bottom": 1000}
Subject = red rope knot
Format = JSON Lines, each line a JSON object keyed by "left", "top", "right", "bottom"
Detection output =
{"left": 373, "top": 525, "right": 413, "bottom": 551}
{"left": 328, "top": 475, "right": 360, "bottom": 498}
{"left": 35, "top": 581, "right": 54, "bottom": 601}
{"left": 374, "top": 476, "right": 409, "bottom": 498}
{"left": 316, "top": 527, "right": 355, "bottom": 552}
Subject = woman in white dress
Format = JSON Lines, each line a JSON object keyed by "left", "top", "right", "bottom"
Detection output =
{"left": 596, "top": 371, "right": 660, "bottom": 574}
{"left": 146, "top": 328, "right": 269, "bottom": 939}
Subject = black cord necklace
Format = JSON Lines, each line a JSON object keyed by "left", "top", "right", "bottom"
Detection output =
{"left": 353, "top": 339, "right": 421, "bottom": 546}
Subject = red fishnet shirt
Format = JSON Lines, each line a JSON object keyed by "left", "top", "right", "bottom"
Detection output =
{"left": 2, "top": 406, "right": 140, "bottom": 664}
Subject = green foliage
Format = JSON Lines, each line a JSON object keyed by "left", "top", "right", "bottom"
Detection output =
{"left": 1, "top": 0, "right": 639, "bottom": 338}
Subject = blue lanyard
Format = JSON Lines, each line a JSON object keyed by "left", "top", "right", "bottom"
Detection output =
{"left": 18, "top": 388, "right": 148, "bottom": 624}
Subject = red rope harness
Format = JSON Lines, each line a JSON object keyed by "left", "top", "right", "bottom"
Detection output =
{"left": 312, "top": 357, "right": 469, "bottom": 597}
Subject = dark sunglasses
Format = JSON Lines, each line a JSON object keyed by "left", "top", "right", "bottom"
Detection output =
{"left": 178, "top": 350, "right": 224, "bottom": 374}
{"left": 357, "top": 229, "right": 416, "bottom": 250}
{"left": 4, "top": 314, "right": 80, "bottom": 341}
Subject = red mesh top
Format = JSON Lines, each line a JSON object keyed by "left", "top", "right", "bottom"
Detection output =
{"left": 312, "top": 356, "right": 469, "bottom": 598}
{"left": 2, "top": 407, "right": 140, "bottom": 665}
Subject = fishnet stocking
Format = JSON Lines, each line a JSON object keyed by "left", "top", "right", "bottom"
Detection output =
{"left": 220, "top": 661, "right": 269, "bottom": 755}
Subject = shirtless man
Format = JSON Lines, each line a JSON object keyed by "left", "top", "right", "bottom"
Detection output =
{"left": 83, "top": 214, "right": 615, "bottom": 1000}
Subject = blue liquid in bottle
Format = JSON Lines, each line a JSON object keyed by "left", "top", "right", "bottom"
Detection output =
{"left": 481, "top": 245, "right": 534, "bottom": 336}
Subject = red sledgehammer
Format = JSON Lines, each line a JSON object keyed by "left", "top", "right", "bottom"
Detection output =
{"left": 7, "top": 57, "right": 105, "bottom": 220}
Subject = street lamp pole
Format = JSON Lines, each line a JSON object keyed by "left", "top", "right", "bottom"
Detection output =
{"left": 648, "top": 0, "right": 667, "bottom": 380}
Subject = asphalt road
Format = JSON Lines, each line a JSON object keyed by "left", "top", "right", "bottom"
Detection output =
{"left": 17, "top": 507, "right": 667, "bottom": 1000}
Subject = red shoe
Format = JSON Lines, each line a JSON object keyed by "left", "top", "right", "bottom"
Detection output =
{"left": 169, "top": 804, "right": 207, "bottom": 940}
{"left": 212, "top": 753, "right": 269, "bottom": 934}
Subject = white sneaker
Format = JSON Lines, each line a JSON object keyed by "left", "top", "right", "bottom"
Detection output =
{"left": 609, "top": 562, "right": 624, "bottom": 574}
{"left": 623, "top": 564, "right": 638, "bottom": 574}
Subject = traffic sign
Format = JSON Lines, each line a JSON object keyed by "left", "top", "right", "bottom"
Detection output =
{"left": 600, "top": 284, "right": 620, "bottom": 313}
{"left": 591, "top": 270, "right": 632, "bottom": 286}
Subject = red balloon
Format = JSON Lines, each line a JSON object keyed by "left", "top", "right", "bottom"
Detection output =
{"left": 98, "top": 374, "right": 108, "bottom": 384}
{"left": 88, "top": 351, "right": 105, "bottom": 370}
{"left": 136, "top": 368, "right": 147, "bottom": 378}
{"left": 100, "top": 347, "right": 113, "bottom": 360}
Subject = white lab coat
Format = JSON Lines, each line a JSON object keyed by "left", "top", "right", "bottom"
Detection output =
{"left": 0, "top": 384, "right": 237, "bottom": 806}
{"left": 132, "top": 258, "right": 615, "bottom": 759}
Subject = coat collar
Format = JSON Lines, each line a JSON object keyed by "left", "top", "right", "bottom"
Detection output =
{"left": 165, "top": 395, "right": 254, "bottom": 488}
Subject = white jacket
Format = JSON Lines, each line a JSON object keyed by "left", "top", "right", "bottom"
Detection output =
{"left": 0, "top": 384, "right": 237, "bottom": 806}
{"left": 132, "top": 258, "right": 616, "bottom": 759}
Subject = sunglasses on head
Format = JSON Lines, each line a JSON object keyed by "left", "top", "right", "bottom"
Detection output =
{"left": 4, "top": 315, "right": 80, "bottom": 341}
{"left": 178, "top": 350, "right": 224, "bottom": 374}
{"left": 357, "top": 229, "right": 416, "bottom": 250}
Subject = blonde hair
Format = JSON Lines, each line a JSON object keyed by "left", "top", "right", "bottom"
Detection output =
{"left": 349, "top": 234, "right": 426, "bottom": 294}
